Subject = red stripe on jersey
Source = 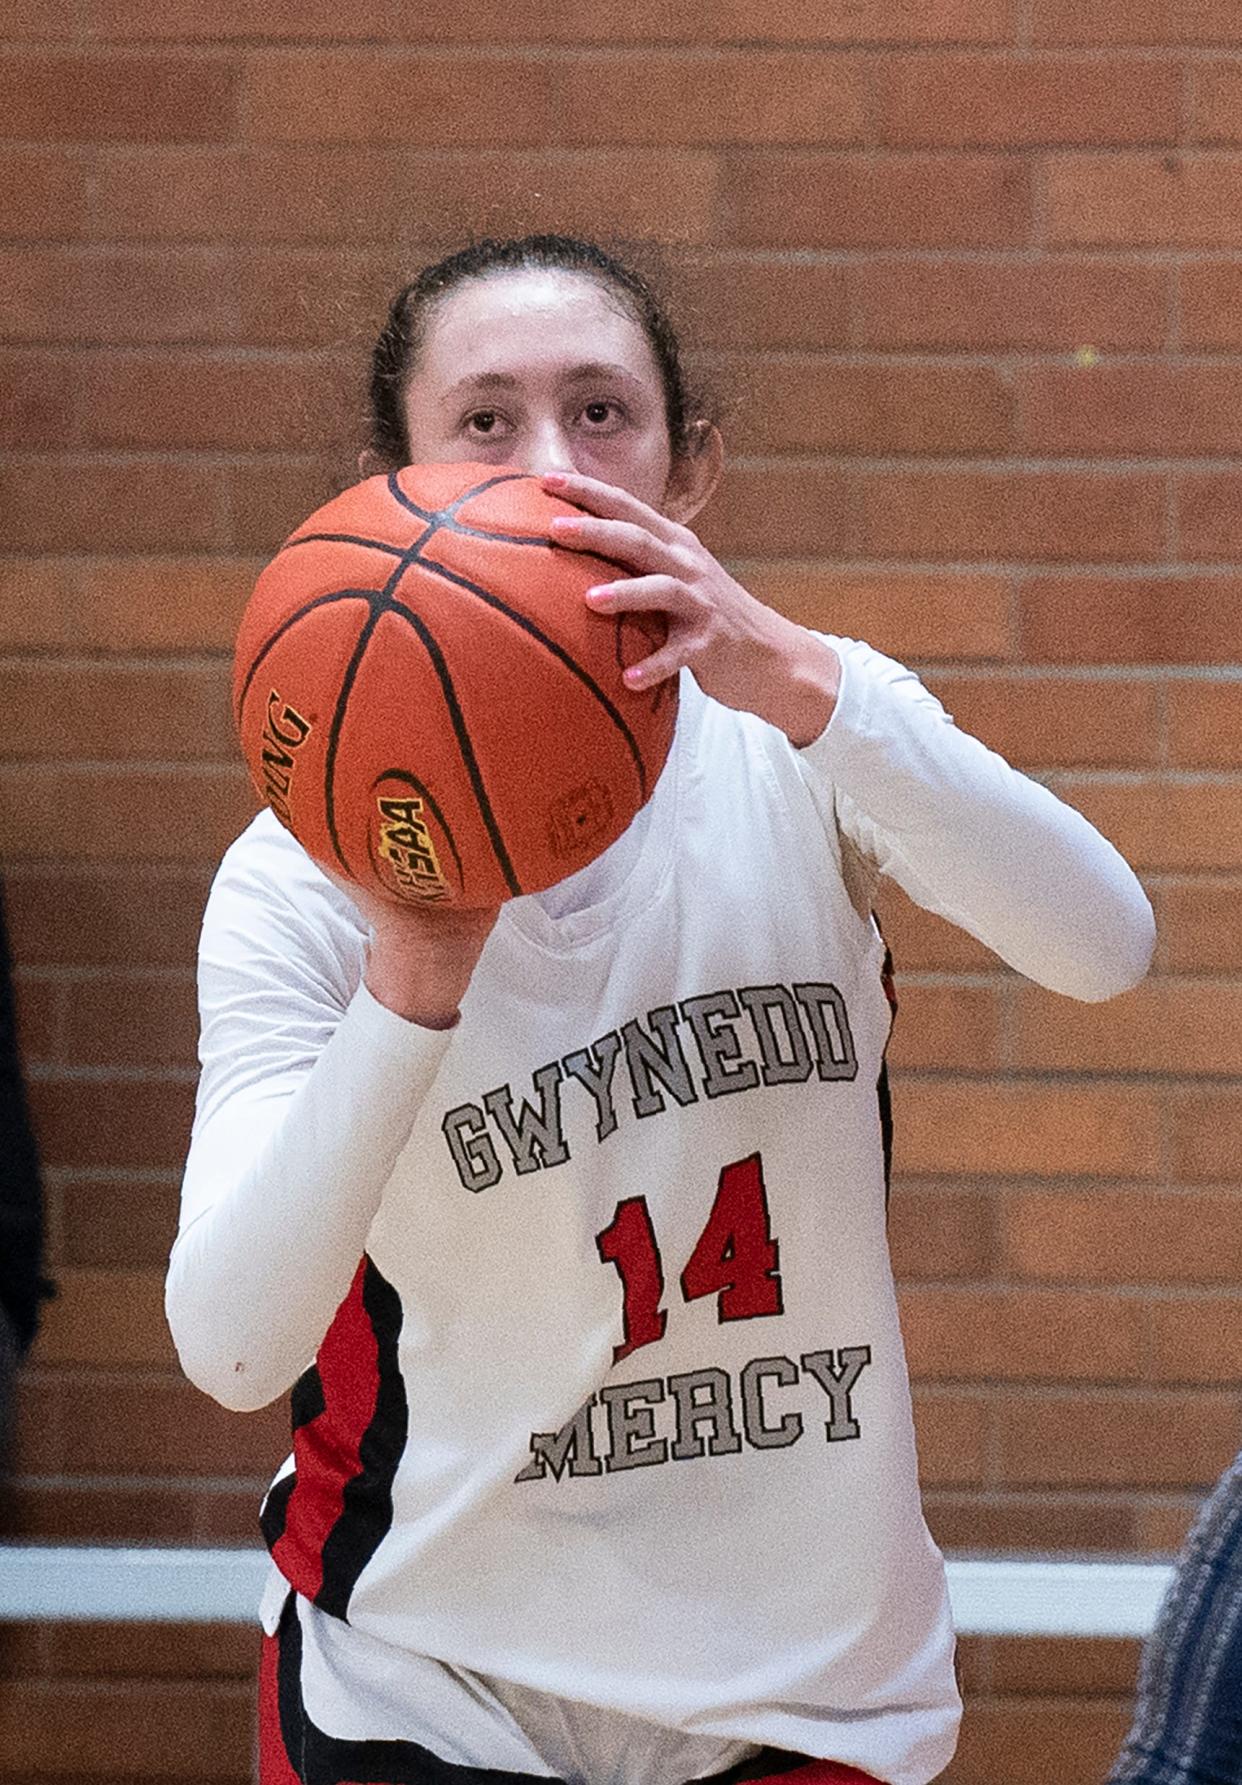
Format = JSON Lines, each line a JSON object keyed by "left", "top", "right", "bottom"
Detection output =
{"left": 258, "top": 1612, "right": 302, "bottom": 1785}
{"left": 270, "top": 1256, "right": 405, "bottom": 1614}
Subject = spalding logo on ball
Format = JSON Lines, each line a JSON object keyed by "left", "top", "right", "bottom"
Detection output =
{"left": 233, "top": 465, "right": 677, "bottom": 907}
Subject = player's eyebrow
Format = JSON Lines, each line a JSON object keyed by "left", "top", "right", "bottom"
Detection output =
{"left": 445, "top": 363, "right": 645, "bottom": 400}
{"left": 445, "top": 372, "right": 521, "bottom": 398}
{"left": 561, "top": 362, "right": 644, "bottom": 387}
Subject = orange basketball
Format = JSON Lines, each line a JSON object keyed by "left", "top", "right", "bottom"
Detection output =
{"left": 233, "top": 465, "right": 677, "bottom": 908}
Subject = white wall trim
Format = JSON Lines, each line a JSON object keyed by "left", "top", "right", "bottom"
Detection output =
{"left": 0, "top": 1546, "right": 1174, "bottom": 1637}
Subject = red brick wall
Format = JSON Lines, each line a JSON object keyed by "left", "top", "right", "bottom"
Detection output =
{"left": 3, "top": 2, "right": 1241, "bottom": 1779}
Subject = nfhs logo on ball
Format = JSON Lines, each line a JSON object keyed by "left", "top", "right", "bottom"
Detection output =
{"left": 232, "top": 464, "right": 676, "bottom": 907}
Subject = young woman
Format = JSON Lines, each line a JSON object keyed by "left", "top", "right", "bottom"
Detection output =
{"left": 167, "top": 236, "right": 1155, "bottom": 1785}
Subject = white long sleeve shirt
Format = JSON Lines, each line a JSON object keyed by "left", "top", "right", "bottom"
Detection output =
{"left": 168, "top": 638, "right": 1152, "bottom": 1785}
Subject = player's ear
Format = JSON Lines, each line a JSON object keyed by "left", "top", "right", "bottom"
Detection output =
{"left": 663, "top": 422, "right": 723, "bottom": 525}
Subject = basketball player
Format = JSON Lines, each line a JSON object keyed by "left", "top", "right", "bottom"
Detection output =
{"left": 167, "top": 237, "right": 1156, "bottom": 1785}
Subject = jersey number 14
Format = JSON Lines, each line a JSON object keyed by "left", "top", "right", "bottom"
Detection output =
{"left": 595, "top": 1152, "right": 783, "bottom": 1362}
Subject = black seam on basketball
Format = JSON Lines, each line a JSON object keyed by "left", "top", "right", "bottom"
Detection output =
{"left": 235, "top": 590, "right": 374, "bottom": 725}
{"left": 445, "top": 472, "right": 579, "bottom": 546}
{"left": 378, "top": 601, "right": 521, "bottom": 897}
{"left": 367, "top": 768, "right": 464, "bottom": 887}
{"left": 387, "top": 467, "right": 526, "bottom": 524}
{"left": 383, "top": 469, "right": 452, "bottom": 529}
{"left": 448, "top": 471, "right": 529, "bottom": 504}
{"left": 448, "top": 518, "right": 570, "bottom": 547}
{"left": 280, "top": 477, "right": 574, "bottom": 561}
{"left": 239, "top": 531, "right": 429, "bottom": 728}
{"left": 384, "top": 469, "right": 438, "bottom": 524}
{"left": 444, "top": 471, "right": 538, "bottom": 525}
{"left": 280, "top": 531, "right": 408, "bottom": 560}
{"left": 407, "top": 553, "right": 650, "bottom": 799}
{"left": 614, "top": 612, "right": 673, "bottom": 715}
{"left": 323, "top": 602, "right": 384, "bottom": 875}
{"left": 386, "top": 469, "right": 555, "bottom": 549}
{"left": 376, "top": 534, "right": 438, "bottom": 605}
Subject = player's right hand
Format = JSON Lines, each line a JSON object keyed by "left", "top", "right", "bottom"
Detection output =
{"left": 327, "top": 868, "right": 500, "bottom": 1030}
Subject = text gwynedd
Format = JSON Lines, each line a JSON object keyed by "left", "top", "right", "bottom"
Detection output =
{"left": 441, "top": 982, "right": 860, "bottom": 1192}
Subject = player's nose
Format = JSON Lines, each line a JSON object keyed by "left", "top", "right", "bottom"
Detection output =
{"left": 523, "top": 420, "right": 577, "bottom": 478}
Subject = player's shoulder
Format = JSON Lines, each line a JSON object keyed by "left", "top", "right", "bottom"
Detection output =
{"left": 215, "top": 806, "right": 319, "bottom": 887}
{"left": 207, "top": 810, "right": 367, "bottom": 946}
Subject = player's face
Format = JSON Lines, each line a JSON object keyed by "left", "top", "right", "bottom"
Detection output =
{"left": 400, "top": 269, "right": 678, "bottom": 511}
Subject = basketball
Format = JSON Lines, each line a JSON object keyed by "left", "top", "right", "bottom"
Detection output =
{"left": 232, "top": 464, "right": 678, "bottom": 908}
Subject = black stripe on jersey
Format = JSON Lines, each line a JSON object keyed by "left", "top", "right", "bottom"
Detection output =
{"left": 315, "top": 1259, "right": 408, "bottom": 1621}
{"left": 877, "top": 1061, "right": 895, "bottom": 1215}
{"left": 292, "top": 1363, "right": 328, "bottom": 1429}
{"left": 260, "top": 1472, "right": 296, "bottom": 1555}
{"left": 259, "top": 1365, "right": 326, "bottom": 1552}
{"left": 275, "top": 1593, "right": 547, "bottom": 1785}
{"left": 877, "top": 940, "right": 898, "bottom": 1213}
{"left": 258, "top": 1470, "right": 294, "bottom": 1556}
{"left": 717, "top": 1753, "right": 824, "bottom": 1784}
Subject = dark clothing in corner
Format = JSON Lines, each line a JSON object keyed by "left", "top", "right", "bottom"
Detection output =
{"left": 1107, "top": 1449, "right": 1242, "bottom": 1785}
{"left": 0, "top": 882, "right": 47, "bottom": 1357}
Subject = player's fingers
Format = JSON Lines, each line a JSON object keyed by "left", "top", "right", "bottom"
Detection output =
{"left": 550, "top": 513, "right": 682, "bottom": 575}
{"left": 542, "top": 470, "right": 682, "bottom": 541}
{"left": 621, "top": 637, "right": 687, "bottom": 693}
{"left": 584, "top": 575, "right": 691, "bottom": 617}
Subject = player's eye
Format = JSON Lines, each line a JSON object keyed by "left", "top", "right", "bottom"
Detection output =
{"left": 466, "top": 410, "right": 501, "bottom": 435}
{"left": 580, "top": 400, "right": 624, "bottom": 429}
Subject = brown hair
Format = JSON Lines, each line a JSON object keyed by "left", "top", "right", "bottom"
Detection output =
{"left": 366, "top": 234, "right": 712, "bottom": 469}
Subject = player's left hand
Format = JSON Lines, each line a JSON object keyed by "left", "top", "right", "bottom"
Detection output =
{"left": 542, "top": 470, "right": 840, "bottom": 748}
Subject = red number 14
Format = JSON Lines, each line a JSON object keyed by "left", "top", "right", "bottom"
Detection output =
{"left": 595, "top": 1152, "right": 783, "bottom": 1363}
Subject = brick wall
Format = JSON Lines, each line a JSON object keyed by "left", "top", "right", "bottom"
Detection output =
{"left": 2, "top": 1, "right": 1241, "bottom": 1779}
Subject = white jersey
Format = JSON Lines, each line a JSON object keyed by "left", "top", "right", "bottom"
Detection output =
{"left": 170, "top": 639, "right": 1154, "bottom": 1785}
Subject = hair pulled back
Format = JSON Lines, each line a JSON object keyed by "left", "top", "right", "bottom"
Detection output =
{"left": 366, "top": 234, "right": 708, "bottom": 470}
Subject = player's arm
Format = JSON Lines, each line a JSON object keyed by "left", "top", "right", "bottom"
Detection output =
{"left": 799, "top": 636, "right": 1155, "bottom": 1002}
{"left": 547, "top": 473, "right": 1152, "bottom": 1003}
{"left": 166, "top": 827, "right": 468, "bottom": 1412}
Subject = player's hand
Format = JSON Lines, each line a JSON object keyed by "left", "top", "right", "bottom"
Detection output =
{"left": 542, "top": 471, "right": 841, "bottom": 749}
{"left": 324, "top": 867, "right": 499, "bottom": 1030}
